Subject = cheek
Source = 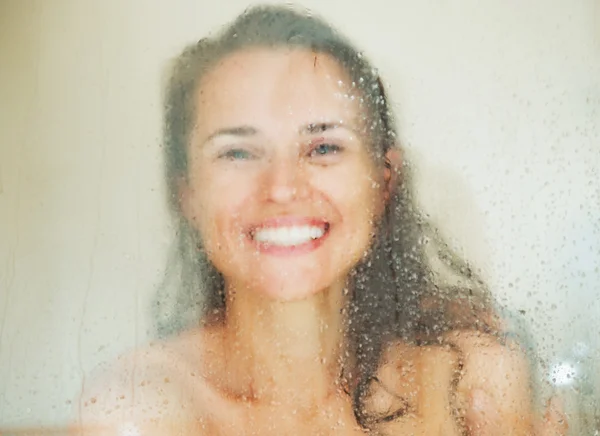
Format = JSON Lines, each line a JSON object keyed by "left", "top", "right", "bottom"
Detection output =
{"left": 322, "top": 166, "right": 383, "bottom": 227}
{"left": 187, "top": 170, "right": 251, "bottom": 249}
{"left": 317, "top": 165, "right": 384, "bottom": 267}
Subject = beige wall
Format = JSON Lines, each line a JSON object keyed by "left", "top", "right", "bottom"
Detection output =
{"left": 0, "top": 0, "right": 599, "bottom": 428}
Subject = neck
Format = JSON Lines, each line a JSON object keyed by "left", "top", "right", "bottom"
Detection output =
{"left": 221, "top": 280, "right": 349, "bottom": 406}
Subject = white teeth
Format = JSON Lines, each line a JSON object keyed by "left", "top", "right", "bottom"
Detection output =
{"left": 252, "top": 226, "right": 325, "bottom": 246}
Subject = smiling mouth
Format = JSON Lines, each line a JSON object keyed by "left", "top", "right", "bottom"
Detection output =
{"left": 250, "top": 223, "right": 330, "bottom": 247}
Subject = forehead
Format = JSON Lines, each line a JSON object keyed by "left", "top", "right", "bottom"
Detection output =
{"left": 194, "top": 48, "right": 363, "bottom": 134}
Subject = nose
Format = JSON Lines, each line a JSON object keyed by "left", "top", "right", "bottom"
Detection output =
{"left": 260, "top": 154, "right": 306, "bottom": 204}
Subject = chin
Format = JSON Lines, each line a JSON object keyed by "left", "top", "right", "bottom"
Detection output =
{"left": 253, "top": 272, "right": 331, "bottom": 302}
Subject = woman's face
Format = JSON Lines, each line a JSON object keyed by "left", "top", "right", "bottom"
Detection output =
{"left": 182, "top": 48, "right": 387, "bottom": 301}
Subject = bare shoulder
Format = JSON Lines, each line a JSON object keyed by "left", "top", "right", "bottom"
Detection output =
{"left": 72, "top": 329, "right": 219, "bottom": 436}
{"left": 443, "top": 330, "right": 532, "bottom": 395}
{"left": 375, "top": 339, "right": 463, "bottom": 411}
{"left": 366, "top": 341, "right": 464, "bottom": 435}
{"left": 443, "top": 329, "right": 535, "bottom": 426}
{"left": 378, "top": 339, "right": 461, "bottom": 384}
{"left": 371, "top": 332, "right": 536, "bottom": 434}
{"left": 375, "top": 331, "right": 532, "bottom": 398}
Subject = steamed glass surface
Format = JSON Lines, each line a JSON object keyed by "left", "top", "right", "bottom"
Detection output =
{"left": 0, "top": 0, "right": 598, "bottom": 434}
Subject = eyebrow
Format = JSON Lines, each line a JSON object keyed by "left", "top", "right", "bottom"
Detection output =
{"left": 204, "top": 122, "right": 354, "bottom": 143}
{"left": 300, "top": 122, "right": 348, "bottom": 135}
{"left": 205, "top": 126, "right": 258, "bottom": 142}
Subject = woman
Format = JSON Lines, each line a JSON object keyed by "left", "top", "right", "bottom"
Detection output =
{"left": 73, "top": 5, "right": 566, "bottom": 435}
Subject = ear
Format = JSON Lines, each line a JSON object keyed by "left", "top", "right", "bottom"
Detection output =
{"left": 383, "top": 147, "right": 403, "bottom": 202}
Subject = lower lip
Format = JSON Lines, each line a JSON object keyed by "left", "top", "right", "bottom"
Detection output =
{"left": 249, "top": 230, "right": 330, "bottom": 256}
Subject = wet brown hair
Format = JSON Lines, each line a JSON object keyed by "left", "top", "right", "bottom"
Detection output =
{"left": 154, "top": 4, "right": 499, "bottom": 428}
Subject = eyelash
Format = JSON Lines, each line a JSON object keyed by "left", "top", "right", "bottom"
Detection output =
{"left": 217, "top": 142, "right": 344, "bottom": 162}
{"left": 218, "top": 148, "right": 256, "bottom": 161}
{"left": 308, "top": 143, "right": 343, "bottom": 158}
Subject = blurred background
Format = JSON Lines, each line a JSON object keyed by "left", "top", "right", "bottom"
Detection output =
{"left": 0, "top": 0, "right": 598, "bottom": 433}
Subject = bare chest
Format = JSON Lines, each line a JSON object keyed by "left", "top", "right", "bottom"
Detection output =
{"left": 193, "top": 390, "right": 366, "bottom": 436}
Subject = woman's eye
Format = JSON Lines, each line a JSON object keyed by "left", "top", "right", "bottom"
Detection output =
{"left": 219, "top": 148, "right": 255, "bottom": 161}
{"left": 309, "top": 143, "right": 342, "bottom": 158}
